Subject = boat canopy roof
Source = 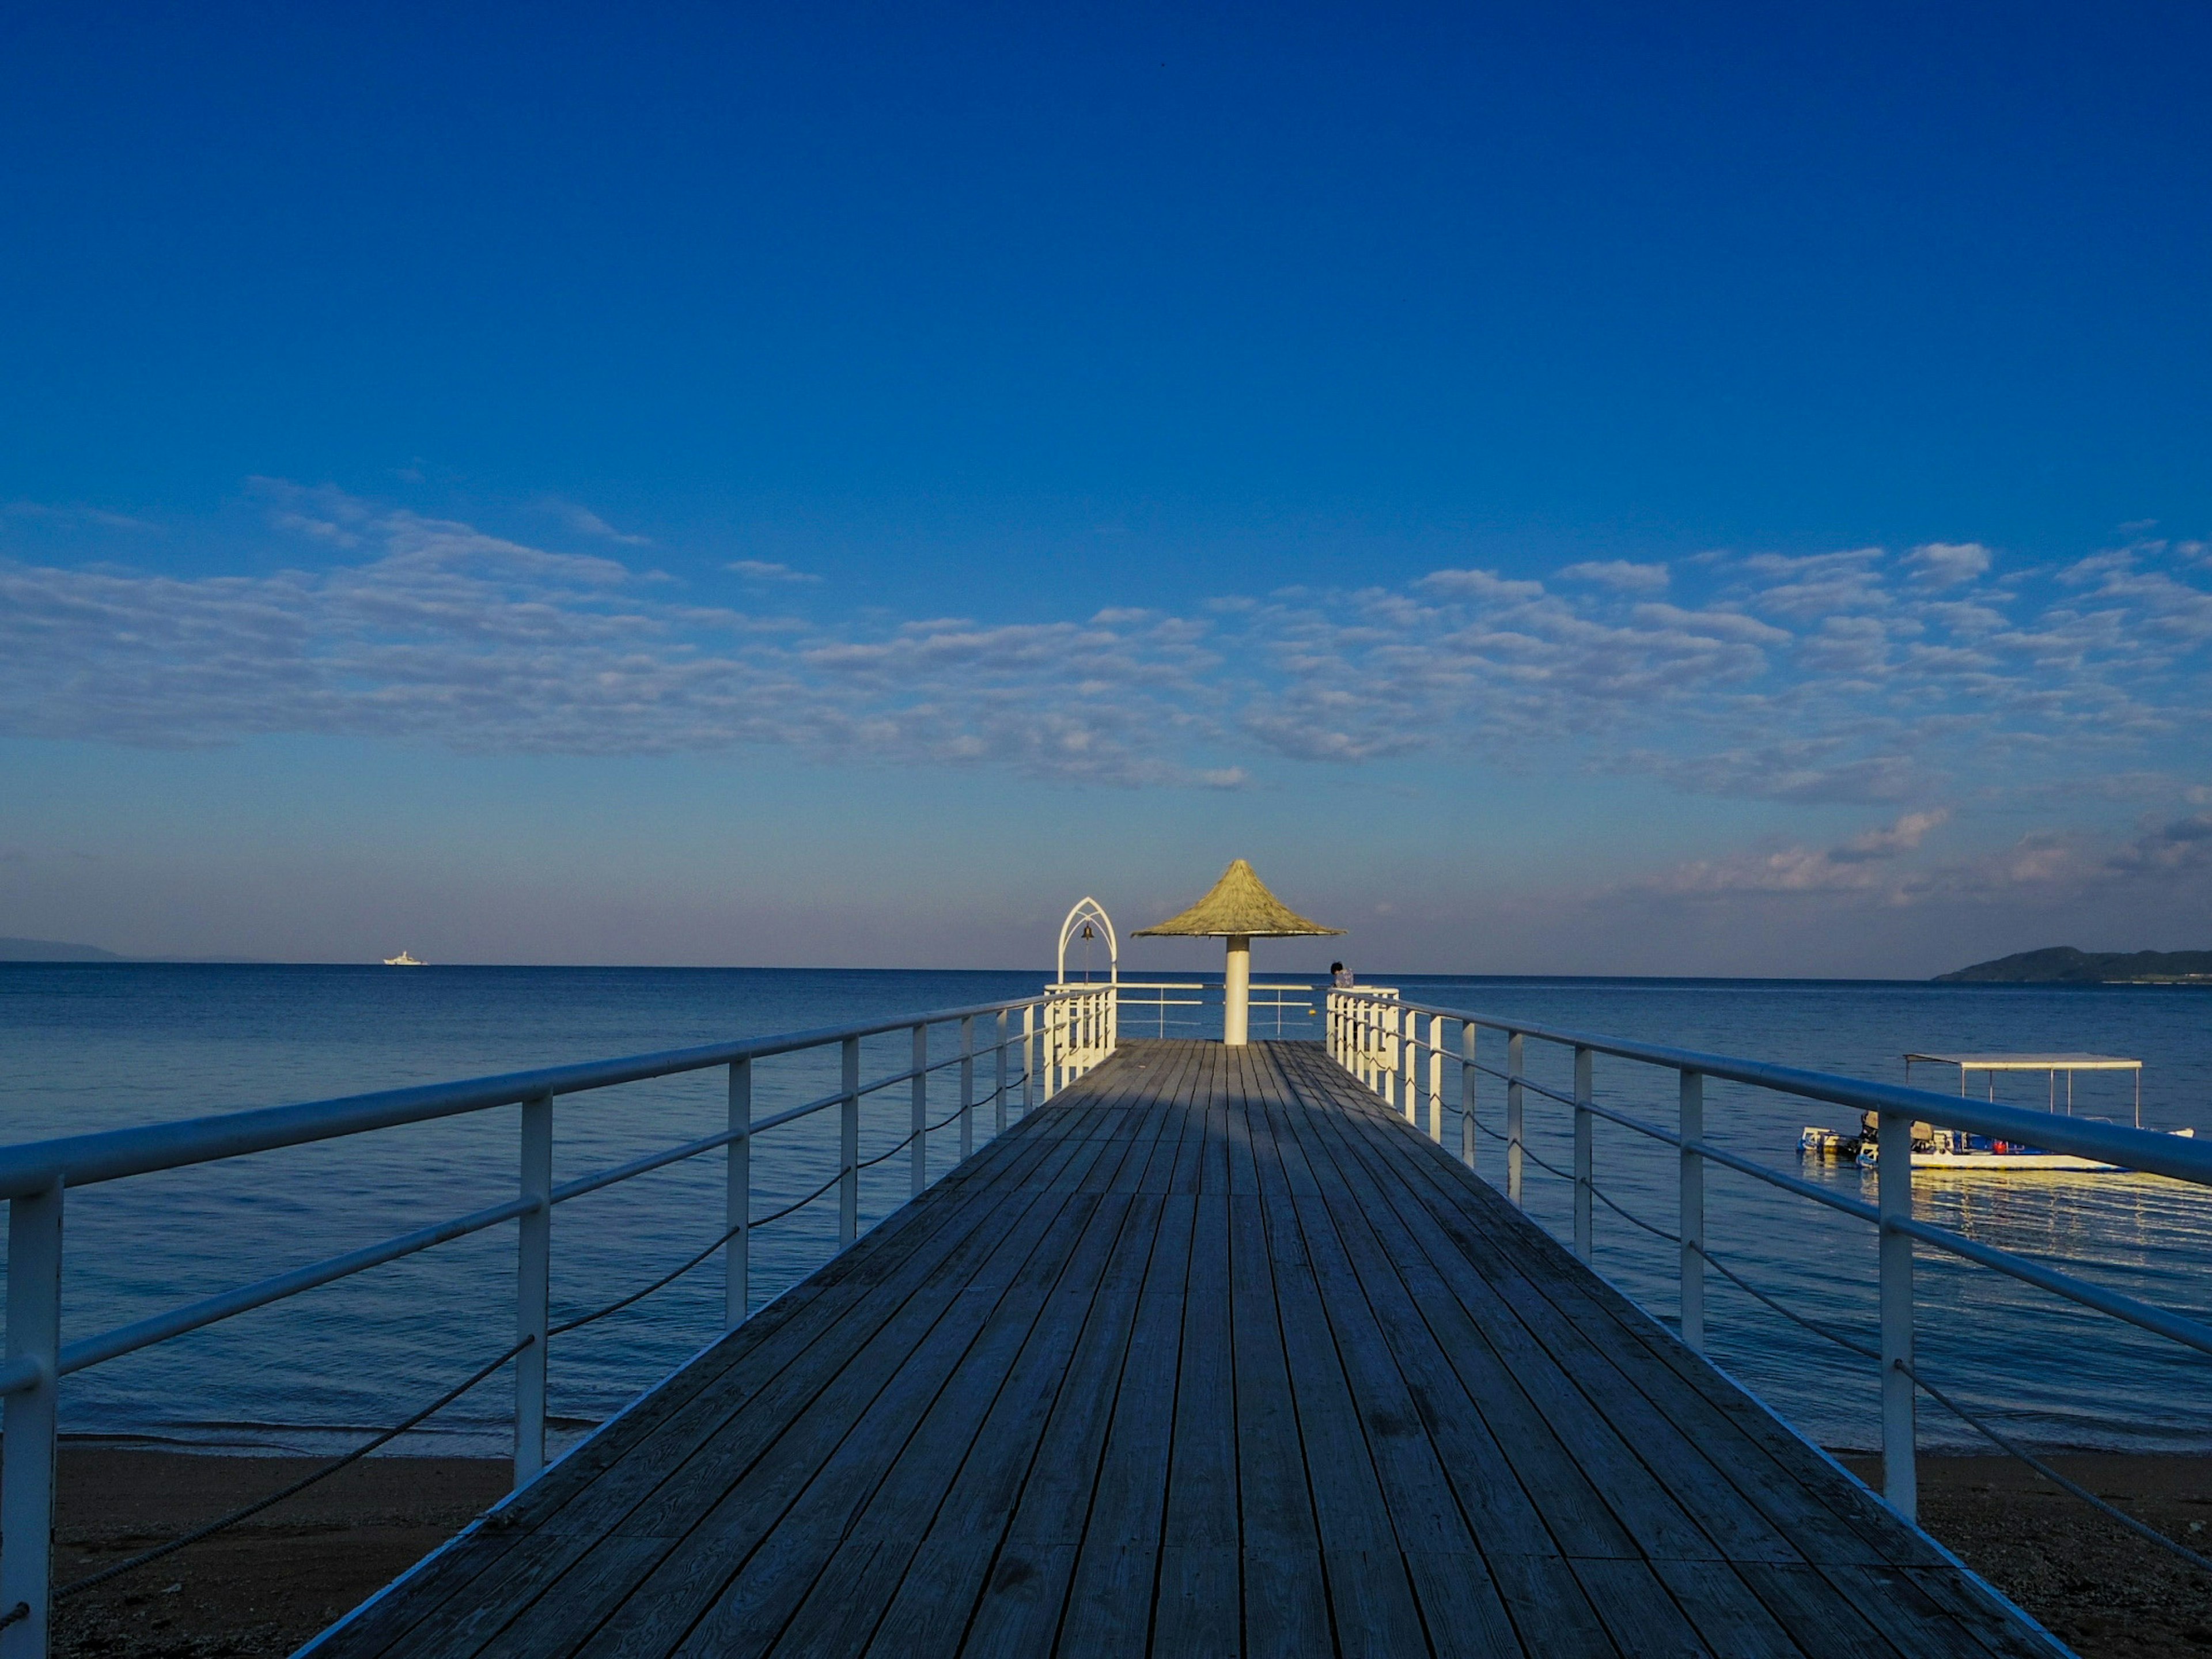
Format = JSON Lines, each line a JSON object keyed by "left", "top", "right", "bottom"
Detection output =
{"left": 1905, "top": 1052, "right": 2141, "bottom": 1071}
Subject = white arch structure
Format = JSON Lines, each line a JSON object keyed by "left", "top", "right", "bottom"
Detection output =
{"left": 1054, "top": 896, "right": 1119, "bottom": 986}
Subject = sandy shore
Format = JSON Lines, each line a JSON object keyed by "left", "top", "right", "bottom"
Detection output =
{"left": 24, "top": 1446, "right": 2212, "bottom": 1656}
{"left": 1835, "top": 1452, "right": 2212, "bottom": 1658}
{"left": 46, "top": 1448, "right": 509, "bottom": 1658}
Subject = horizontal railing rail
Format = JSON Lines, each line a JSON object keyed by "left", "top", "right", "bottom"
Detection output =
{"left": 0, "top": 996, "right": 1080, "bottom": 1202}
{"left": 1111, "top": 979, "right": 1326, "bottom": 1037}
{"left": 1325, "top": 986, "right": 2212, "bottom": 1535}
{"left": 0, "top": 983, "right": 1120, "bottom": 1657}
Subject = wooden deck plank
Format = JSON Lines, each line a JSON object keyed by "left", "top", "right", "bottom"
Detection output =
{"left": 1312, "top": 1086, "right": 1824, "bottom": 1575}
{"left": 312, "top": 1040, "right": 2067, "bottom": 1659}
{"left": 326, "top": 1099, "right": 1108, "bottom": 1658}
{"left": 1054, "top": 1188, "right": 1198, "bottom": 1657}
{"left": 1319, "top": 1071, "right": 1915, "bottom": 1579}
{"left": 666, "top": 1190, "right": 1117, "bottom": 1657}
{"left": 1226, "top": 1190, "right": 1333, "bottom": 1654}
{"left": 1281, "top": 1037, "right": 1929, "bottom": 1577}
{"left": 1241, "top": 1067, "right": 1437, "bottom": 1654}
{"left": 569, "top": 1149, "right": 1122, "bottom": 1657}
{"left": 488, "top": 1106, "right": 1127, "bottom": 1659}
{"left": 760, "top": 1192, "right": 1137, "bottom": 1655}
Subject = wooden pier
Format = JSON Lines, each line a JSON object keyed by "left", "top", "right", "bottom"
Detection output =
{"left": 312, "top": 1040, "right": 2061, "bottom": 1657}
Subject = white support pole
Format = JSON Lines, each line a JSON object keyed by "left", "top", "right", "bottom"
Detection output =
{"left": 959, "top": 1016, "right": 975, "bottom": 1161}
{"left": 1878, "top": 1109, "right": 1916, "bottom": 1521}
{"left": 726, "top": 1059, "right": 750, "bottom": 1330}
{"left": 1426, "top": 1016, "right": 1444, "bottom": 1142}
{"left": 1402, "top": 1010, "right": 1418, "bottom": 1124}
{"left": 1047, "top": 1000, "right": 1062, "bottom": 1100}
{"left": 1678, "top": 1070, "right": 1704, "bottom": 1353}
{"left": 1224, "top": 934, "right": 1251, "bottom": 1046}
{"left": 1573, "top": 1047, "right": 1594, "bottom": 1263}
{"left": 1506, "top": 1032, "right": 1525, "bottom": 1207}
{"left": 995, "top": 1009, "right": 1009, "bottom": 1135}
{"left": 910, "top": 1025, "right": 928, "bottom": 1198}
{"left": 1022, "top": 1003, "right": 1037, "bottom": 1116}
{"left": 1460, "top": 1020, "right": 1478, "bottom": 1171}
{"left": 839, "top": 1036, "right": 861, "bottom": 1248}
{"left": 514, "top": 1092, "right": 552, "bottom": 1488}
{"left": 2, "top": 1179, "right": 64, "bottom": 1658}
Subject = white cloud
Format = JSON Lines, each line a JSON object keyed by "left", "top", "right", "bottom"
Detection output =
{"left": 1904, "top": 541, "right": 1993, "bottom": 588}
{"left": 1831, "top": 808, "right": 1950, "bottom": 862}
{"left": 728, "top": 559, "right": 821, "bottom": 584}
{"left": 5, "top": 505, "right": 2210, "bottom": 812}
{"left": 548, "top": 502, "right": 652, "bottom": 546}
{"left": 4, "top": 501, "right": 160, "bottom": 533}
{"left": 1557, "top": 559, "right": 1669, "bottom": 591}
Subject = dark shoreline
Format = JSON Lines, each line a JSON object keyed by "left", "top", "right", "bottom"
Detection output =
{"left": 19, "top": 1447, "right": 2211, "bottom": 1657}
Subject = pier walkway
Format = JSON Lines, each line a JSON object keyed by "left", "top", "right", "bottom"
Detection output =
{"left": 310, "top": 1040, "right": 2058, "bottom": 1657}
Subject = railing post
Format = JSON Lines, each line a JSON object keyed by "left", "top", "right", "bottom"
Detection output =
{"left": 515, "top": 1091, "right": 552, "bottom": 1488}
{"left": 1385, "top": 1005, "right": 1402, "bottom": 1110}
{"left": 959, "top": 1016, "right": 975, "bottom": 1161}
{"left": 839, "top": 1036, "right": 861, "bottom": 1248}
{"left": 995, "top": 1009, "right": 1009, "bottom": 1135}
{"left": 1043, "top": 1001, "right": 1057, "bottom": 1101}
{"left": 1426, "top": 1015, "right": 1444, "bottom": 1142}
{"left": 1678, "top": 1070, "right": 1703, "bottom": 1353}
{"left": 1878, "top": 1109, "right": 1916, "bottom": 1521}
{"left": 1506, "top": 1032, "right": 1525, "bottom": 1206}
{"left": 1460, "top": 1020, "right": 1478, "bottom": 1170}
{"left": 1573, "top": 1047, "right": 1594, "bottom": 1263}
{"left": 2, "top": 1179, "right": 64, "bottom": 1658}
{"left": 1022, "top": 1003, "right": 1037, "bottom": 1116}
{"left": 910, "top": 1025, "right": 928, "bottom": 1198}
{"left": 726, "top": 1059, "right": 751, "bottom": 1330}
{"left": 1402, "top": 1009, "right": 1418, "bottom": 1122}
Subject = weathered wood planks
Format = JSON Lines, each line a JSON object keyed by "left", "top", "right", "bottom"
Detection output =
{"left": 308, "top": 1040, "right": 2064, "bottom": 1658}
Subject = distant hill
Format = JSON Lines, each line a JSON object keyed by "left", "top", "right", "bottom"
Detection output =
{"left": 1937, "top": 945, "right": 2212, "bottom": 984}
{"left": 0, "top": 935, "right": 124, "bottom": 962}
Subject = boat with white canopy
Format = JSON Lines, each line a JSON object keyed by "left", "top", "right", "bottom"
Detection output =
{"left": 1798, "top": 1052, "right": 2189, "bottom": 1171}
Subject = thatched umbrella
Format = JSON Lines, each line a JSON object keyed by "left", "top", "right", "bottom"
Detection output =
{"left": 1133, "top": 859, "right": 1343, "bottom": 1046}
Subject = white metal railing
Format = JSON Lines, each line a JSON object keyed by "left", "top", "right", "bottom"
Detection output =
{"left": 1326, "top": 987, "right": 2212, "bottom": 1532}
{"left": 0, "top": 984, "right": 1120, "bottom": 1656}
{"left": 1109, "top": 980, "right": 1323, "bottom": 1039}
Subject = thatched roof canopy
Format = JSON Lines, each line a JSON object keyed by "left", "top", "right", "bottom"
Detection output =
{"left": 1132, "top": 859, "right": 1344, "bottom": 939}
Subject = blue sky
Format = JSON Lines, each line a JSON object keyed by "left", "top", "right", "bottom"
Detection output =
{"left": 3, "top": 2, "right": 2209, "bottom": 972}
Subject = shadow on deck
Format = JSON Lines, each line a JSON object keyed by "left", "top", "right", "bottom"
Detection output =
{"left": 306, "top": 1039, "right": 2061, "bottom": 1658}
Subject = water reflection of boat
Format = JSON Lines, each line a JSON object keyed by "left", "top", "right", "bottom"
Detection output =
{"left": 1800, "top": 1051, "right": 2195, "bottom": 1173}
{"left": 383, "top": 950, "right": 425, "bottom": 967}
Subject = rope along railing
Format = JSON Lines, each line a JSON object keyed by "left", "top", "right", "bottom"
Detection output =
{"left": 1442, "top": 1093, "right": 2212, "bottom": 1574}
{"left": 0, "top": 983, "right": 1119, "bottom": 1658}
{"left": 1325, "top": 987, "right": 2212, "bottom": 1560}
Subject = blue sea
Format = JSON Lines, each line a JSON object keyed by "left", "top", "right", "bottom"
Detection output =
{"left": 2, "top": 964, "right": 2209, "bottom": 1459}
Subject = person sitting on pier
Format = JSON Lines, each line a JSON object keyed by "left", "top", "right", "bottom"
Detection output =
{"left": 1331, "top": 961, "right": 1354, "bottom": 987}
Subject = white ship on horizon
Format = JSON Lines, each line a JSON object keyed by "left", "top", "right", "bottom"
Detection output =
{"left": 383, "top": 950, "right": 425, "bottom": 966}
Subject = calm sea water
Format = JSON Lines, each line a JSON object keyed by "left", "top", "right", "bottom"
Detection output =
{"left": 2, "top": 964, "right": 2208, "bottom": 1457}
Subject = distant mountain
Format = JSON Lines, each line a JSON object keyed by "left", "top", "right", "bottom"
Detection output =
{"left": 0, "top": 935, "right": 125, "bottom": 962}
{"left": 1937, "top": 945, "right": 2212, "bottom": 984}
